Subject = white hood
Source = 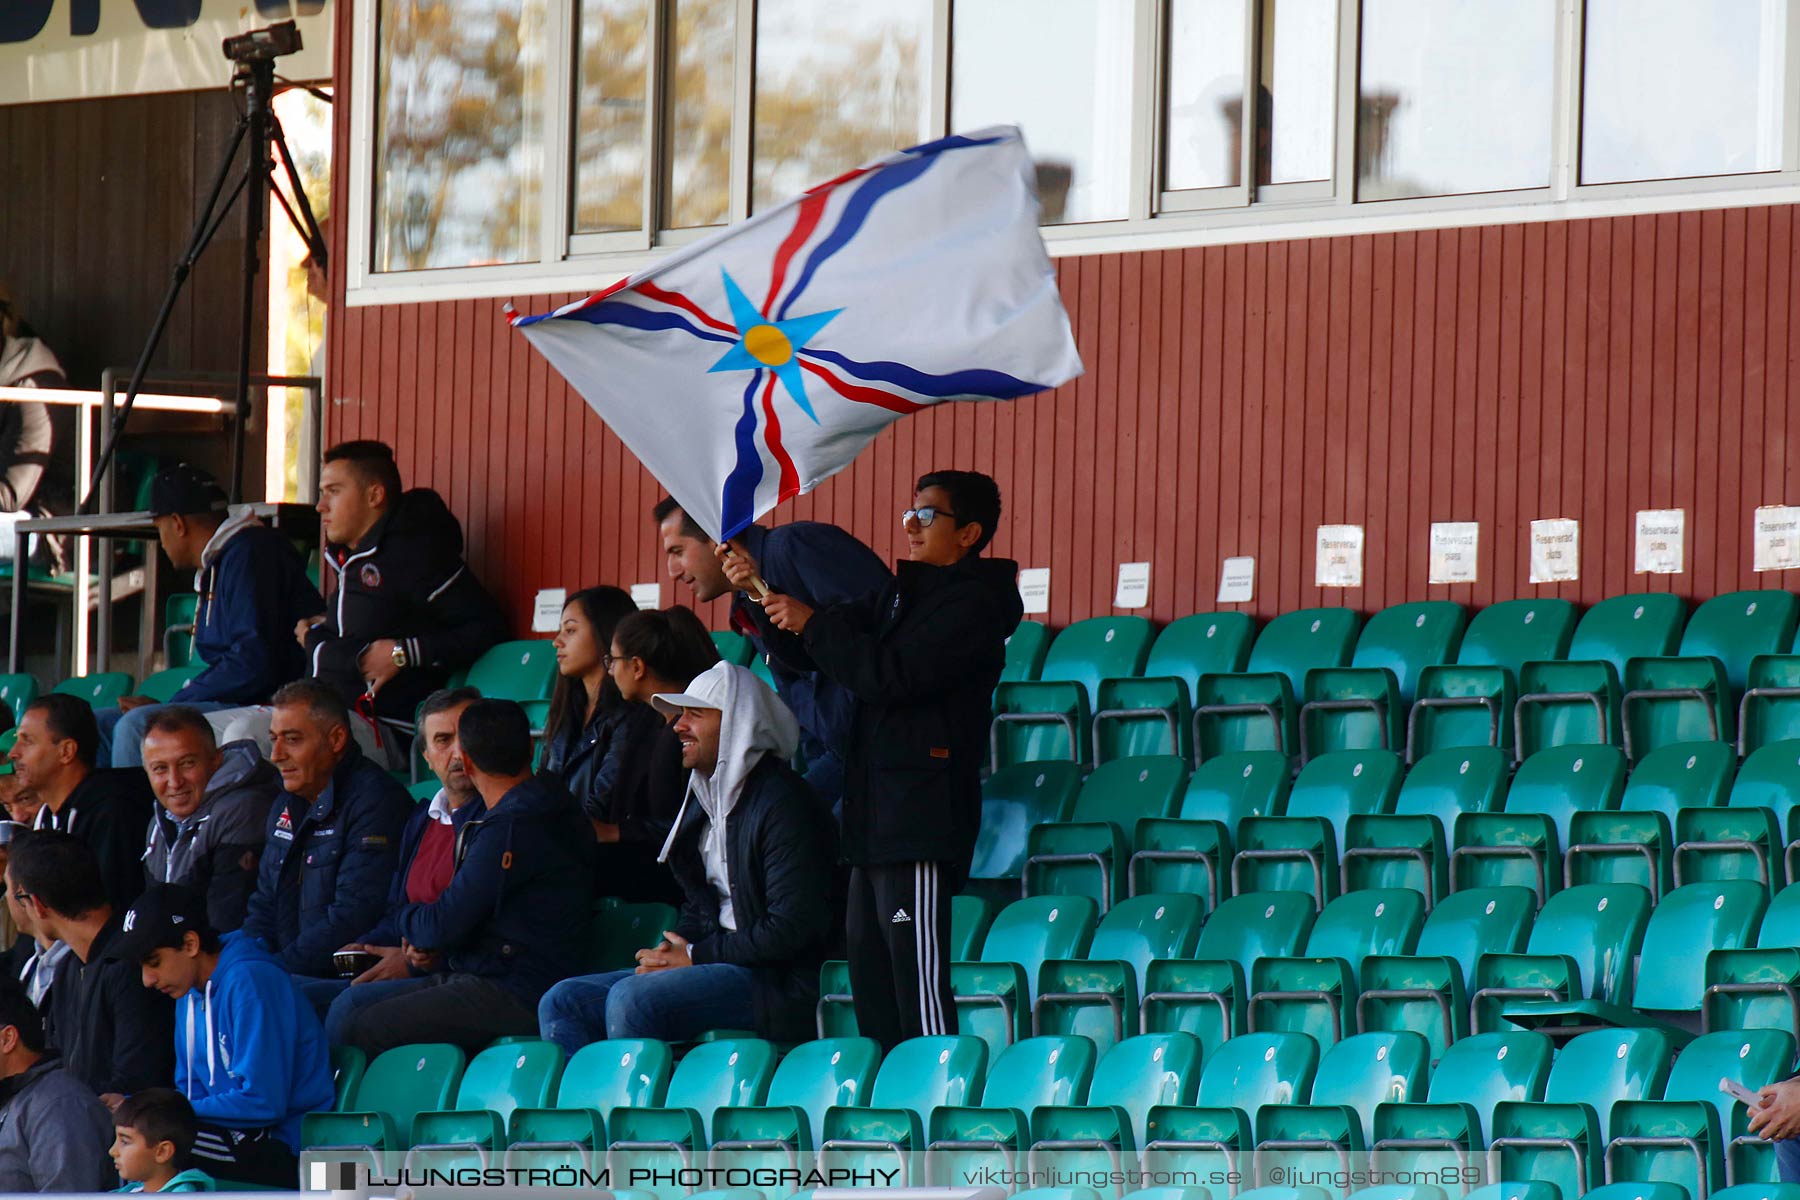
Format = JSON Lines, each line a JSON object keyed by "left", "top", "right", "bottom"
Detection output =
{"left": 0, "top": 336, "right": 62, "bottom": 388}
{"left": 195, "top": 504, "right": 263, "bottom": 584}
{"left": 653, "top": 661, "right": 800, "bottom": 865}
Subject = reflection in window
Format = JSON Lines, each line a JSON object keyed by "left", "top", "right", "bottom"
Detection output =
{"left": 751, "top": 0, "right": 932, "bottom": 214}
{"left": 1357, "top": 0, "right": 1553, "bottom": 200}
{"left": 374, "top": 0, "right": 544, "bottom": 270}
{"left": 667, "top": 0, "right": 736, "bottom": 228}
{"left": 953, "top": 0, "right": 1135, "bottom": 223}
{"left": 1582, "top": 0, "right": 1786, "bottom": 185}
{"left": 1261, "top": 0, "right": 1335, "bottom": 185}
{"left": 1164, "top": 0, "right": 1247, "bottom": 192}
{"left": 572, "top": 0, "right": 649, "bottom": 234}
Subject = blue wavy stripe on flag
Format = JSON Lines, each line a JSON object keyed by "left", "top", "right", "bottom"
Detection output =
{"left": 518, "top": 300, "right": 735, "bottom": 345}
{"left": 720, "top": 370, "right": 766, "bottom": 540}
{"left": 801, "top": 348, "right": 1048, "bottom": 400}
{"left": 775, "top": 158, "right": 938, "bottom": 320}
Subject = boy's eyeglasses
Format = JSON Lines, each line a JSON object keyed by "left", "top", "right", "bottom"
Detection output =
{"left": 901, "top": 506, "right": 957, "bottom": 529}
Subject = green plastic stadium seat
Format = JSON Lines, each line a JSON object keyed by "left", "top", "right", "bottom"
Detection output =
{"left": 163, "top": 592, "right": 200, "bottom": 668}
{"left": 747, "top": 653, "right": 775, "bottom": 692}
{"left": 50, "top": 671, "right": 133, "bottom": 709}
{"left": 1468, "top": 883, "right": 1650, "bottom": 1035}
{"left": 1460, "top": 1186, "right": 1559, "bottom": 1200}
{"left": 1139, "top": 892, "right": 1316, "bottom": 1057}
{"left": 1299, "top": 601, "right": 1468, "bottom": 761}
{"left": 1515, "top": 594, "right": 1687, "bottom": 759}
{"left": 1622, "top": 591, "right": 1799, "bottom": 758}
{"left": 1582, "top": 1183, "right": 1691, "bottom": 1200}
{"left": 1093, "top": 613, "right": 1255, "bottom": 763}
{"left": 609, "top": 1039, "right": 775, "bottom": 1162}
{"left": 710, "top": 630, "right": 753, "bottom": 666}
{"left": 1035, "top": 893, "right": 1203, "bottom": 1053}
{"left": 587, "top": 902, "right": 677, "bottom": 972}
{"left": 1410, "top": 598, "right": 1578, "bottom": 760}
{"left": 1606, "top": 1029, "right": 1797, "bottom": 1198}
{"left": 992, "top": 617, "right": 1156, "bottom": 766}
{"left": 1488, "top": 1027, "right": 1675, "bottom": 1200}
{"left": 1125, "top": 1190, "right": 1219, "bottom": 1200}
{"left": 927, "top": 1035, "right": 1095, "bottom": 1176}
{"left": 464, "top": 640, "right": 560, "bottom": 702}
{"left": 711, "top": 1037, "right": 880, "bottom": 1160}
{"left": 1678, "top": 742, "right": 1800, "bottom": 891}
{"left": 331, "top": 1046, "right": 368, "bottom": 1110}
{"left": 1343, "top": 746, "right": 1509, "bottom": 906}
{"left": 1256, "top": 1031, "right": 1430, "bottom": 1166}
{"left": 1358, "top": 886, "right": 1537, "bottom": 1060}
{"left": 951, "top": 895, "right": 996, "bottom": 961}
{"left": 1129, "top": 750, "right": 1292, "bottom": 910}
{"left": 137, "top": 665, "right": 202, "bottom": 703}
{"left": 1233, "top": 750, "right": 1403, "bottom": 908}
{"left": 1701, "top": 883, "right": 1800, "bottom": 1035}
{"left": 0, "top": 674, "right": 36, "bottom": 723}
{"left": 1032, "top": 1033, "right": 1203, "bottom": 1177}
{"left": 1248, "top": 889, "right": 1423, "bottom": 1049}
{"left": 507, "top": 1039, "right": 672, "bottom": 1154}
{"left": 950, "top": 895, "right": 1097, "bottom": 1055}
{"left": 1452, "top": 745, "right": 1627, "bottom": 904}
{"left": 1194, "top": 607, "right": 1361, "bottom": 761}
{"left": 1024, "top": 756, "right": 1188, "bottom": 911}
{"left": 972, "top": 762, "right": 1083, "bottom": 889}
{"left": 1003, "top": 621, "right": 1051, "bottom": 683}
{"left": 410, "top": 1040, "right": 565, "bottom": 1166}
{"left": 408, "top": 778, "right": 440, "bottom": 803}
{"left": 1737, "top": 634, "right": 1800, "bottom": 755}
{"left": 1566, "top": 741, "right": 1737, "bottom": 900}
{"left": 1135, "top": 1032, "right": 1316, "bottom": 1180}
{"left": 302, "top": 1043, "right": 465, "bottom": 1152}
{"left": 821, "top": 1035, "right": 987, "bottom": 1181}
{"left": 1235, "top": 1190, "right": 1332, "bottom": 1200}
{"left": 1711, "top": 1186, "right": 1800, "bottom": 1200}
{"left": 1347, "top": 1189, "right": 1447, "bottom": 1200}
{"left": 1371, "top": 1032, "right": 1553, "bottom": 1169}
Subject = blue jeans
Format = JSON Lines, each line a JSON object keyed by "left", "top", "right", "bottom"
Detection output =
{"left": 537, "top": 964, "right": 756, "bottom": 1056}
{"left": 100, "top": 700, "right": 233, "bottom": 768}
{"left": 322, "top": 975, "right": 437, "bottom": 1047}
{"left": 1777, "top": 1135, "right": 1800, "bottom": 1183}
{"left": 293, "top": 975, "right": 352, "bottom": 1026}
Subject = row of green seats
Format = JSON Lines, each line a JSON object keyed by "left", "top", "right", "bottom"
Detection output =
{"left": 0, "top": 667, "right": 203, "bottom": 723}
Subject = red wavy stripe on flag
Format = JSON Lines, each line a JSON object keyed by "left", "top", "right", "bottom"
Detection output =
{"left": 759, "top": 373, "right": 801, "bottom": 502}
{"left": 765, "top": 191, "right": 832, "bottom": 313}
{"left": 798, "top": 358, "right": 925, "bottom": 415}
{"left": 633, "top": 282, "right": 737, "bottom": 335}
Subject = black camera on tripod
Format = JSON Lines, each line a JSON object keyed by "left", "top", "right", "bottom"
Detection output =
{"left": 222, "top": 20, "right": 303, "bottom": 65}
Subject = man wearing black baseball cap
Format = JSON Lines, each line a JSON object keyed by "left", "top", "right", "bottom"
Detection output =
{"left": 94, "top": 464, "right": 322, "bottom": 770}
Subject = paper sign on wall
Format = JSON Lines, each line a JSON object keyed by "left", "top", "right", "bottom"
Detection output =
{"left": 630, "top": 583, "right": 662, "bottom": 610}
{"left": 1218, "top": 556, "right": 1256, "bottom": 603}
{"left": 1529, "top": 518, "right": 1580, "bottom": 583}
{"left": 1754, "top": 506, "right": 1800, "bottom": 573}
{"left": 1018, "top": 568, "right": 1051, "bottom": 615}
{"left": 531, "top": 588, "right": 568, "bottom": 632}
{"left": 1115, "top": 562, "right": 1151, "bottom": 609}
{"left": 1315, "top": 525, "right": 1365, "bottom": 588}
{"left": 1429, "top": 522, "right": 1480, "bottom": 585}
{"left": 1635, "top": 509, "right": 1686, "bottom": 575}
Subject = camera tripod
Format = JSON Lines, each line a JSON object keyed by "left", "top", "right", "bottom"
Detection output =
{"left": 84, "top": 34, "right": 328, "bottom": 510}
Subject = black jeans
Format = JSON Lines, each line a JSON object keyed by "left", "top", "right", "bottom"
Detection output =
{"left": 341, "top": 973, "right": 541, "bottom": 1058}
{"left": 191, "top": 1123, "right": 298, "bottom": 1189}
{"left": 845, "top": 861, "right": 955, "bottom": 1053}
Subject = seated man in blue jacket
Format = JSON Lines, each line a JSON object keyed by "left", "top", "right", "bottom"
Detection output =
{"left": 123, "top": 883, "right": 334, "bottom": 1190}
{"left": 97, "top": 465, "right": 324, "bottom": 768}
{"left": 655, "top": 497, "right": 889, "bottom": 812}
{"left": 239, "top": 681, "right": 410, "bottom": 980}
{"left": 335, "top": 699, "right": 593, "bottom": 1056}
{"left": 291, "top": 686, "right": 481, "bottom": 1037}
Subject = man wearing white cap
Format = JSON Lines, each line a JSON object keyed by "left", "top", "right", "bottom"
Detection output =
{"left": 536, "top": 662, "right": 835, "bottom": 1052}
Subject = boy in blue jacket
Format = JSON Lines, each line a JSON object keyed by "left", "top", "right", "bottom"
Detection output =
{"left": 115, "top": 884, "right": 334, "bottom": 1190}
{"left": 98, "top": 465, "right": 324, "bottom": 768}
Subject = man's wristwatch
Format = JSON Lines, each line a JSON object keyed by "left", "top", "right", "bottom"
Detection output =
{"left": 391, "top": 643, "right": 409, "bottom": 670}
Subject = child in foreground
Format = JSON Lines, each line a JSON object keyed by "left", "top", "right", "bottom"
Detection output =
{"left": 111, "top": 1088, "right": 215, "bottom": 1193}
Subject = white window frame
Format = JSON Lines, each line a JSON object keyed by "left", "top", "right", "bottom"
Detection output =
{"left": 345, "top": 0, "right": 1800, "bottom": 309}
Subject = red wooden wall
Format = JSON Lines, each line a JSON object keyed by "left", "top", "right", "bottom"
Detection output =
{"left": 324, "top": 19, "right": 1800, "bottom": 633}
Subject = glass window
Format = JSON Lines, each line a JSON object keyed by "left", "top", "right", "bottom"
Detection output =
{"left": 751, "top": 0, "right": 933, "bottom": 214}
{"left": 952, "top": 0, "right": 1136, "bottom": 224}
{"left": 1357, "top": 0, "right": 1555, "bottom": 201}
{"left": 1582, "top": 0, "right": 1787, "bottom": 185}
{"left": 373, "top": 0, "right": 545, "bottom": 271}
{"left": 1164, "top": 0, "right": 1248, "bottom": 192}
{"left": 1260, "top": 0, "right": 1336, "bottom": 185}
{"left": 666, "top": 0, "right": 736, "bottom": 228}
{"left": 572, "top": 0, "right": 649, "bottom": 234}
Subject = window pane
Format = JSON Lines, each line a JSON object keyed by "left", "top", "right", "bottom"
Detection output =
{"left": 952, "top": 0, "right": 1136, "bottom": 224}
{"left": 1164, "top": 0, "right": 1247, "bottom": 192}
{"left": 1582, "top": 0, "right": 1786, "bottom": 185}
{"left": 572, "top": 0, "right": 649, "bottom": 234}
{"left": 751, "top": 0, "right": 933, "bottom": 214}
{"left": 1261, "top": 0, "right": 1335, "bottom": 185}
{"left": 1357, "top": 0, "right": 1554, "bottom": 200}
{"left": 374, "top": 0, "right": 544, "bottom": 271}
{"left": 667, "top": 0, "right": 736, "bottom": 228}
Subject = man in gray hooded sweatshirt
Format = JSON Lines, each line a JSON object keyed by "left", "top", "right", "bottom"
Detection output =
{"left": 0, "top": 976, "right": 113, "bottom": 1192}
{"left": 537, "top": 661, "right": 836, "bottom": 1052}
{"left": 138, "top": 706, "right": 283, "bottom": 933}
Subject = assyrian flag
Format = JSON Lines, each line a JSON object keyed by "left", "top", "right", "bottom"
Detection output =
{"left": 511, "top": 126, "right": 1083, "bottom": 542}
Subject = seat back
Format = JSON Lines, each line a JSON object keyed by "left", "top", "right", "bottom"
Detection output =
{"left": 355, "top": 1044, "right": 466, "bottom": 1148}
{"left": 50, "top": 672, "right": 133, "bottom": 708}
{"left": 1522, "top": 883, "right": 1653, "bottom": 1003}
{"left": 760, "top": 1038, "right": 881, "bottom": 1149}
{"left": 1069, "top": 756, "right": 1188, "bottom": 824}
{"left": 1423, "top": 1031, "right": 1553, "bottom": 1110}
{"left": 710, "top": 630, "right": 752, "bottom": 666}
{"left": 1348, "top": 602, "right": 1468, "bottom": 703}
{"left": 463, "top": 640, "right": 559, "bottom": 701}
{"left": 1623, "top": 741, "right": 1737, "bottom": 817}
{"left": 1144, "top": 613, "right": 1256, "bottom": 687}
{"left": 1729, "top": 741, "right": 1800, "bottom": 833}
{"left": 1177, "top": 751, "right": 1293, "bottom": 822}
{"left": 588, "top": 903, "right": 679, "bottom": 972}
{"left": 1411, "top": 886, "right": 1536, "bottom": 988}
{"left": 1634, "top": 881, "right": 1767, "bottom": 1010}
{"left": 973, "top": 763, "right": 1083, "bottom": 880}
{"left": 980, "top": 896, "right": 1098, "bottom": 981}
{"left": 1193, "top": 892, "right": 1318, "bottom": 973}
{"left": 1286, "top": 750, "right": 1405, "bottom": 840}
{"left": 1503, "top": 745, "right": 1627, "bottom": 849}
{"left": 1658, "top": 1028, "right": 1798, "bottom": 1144}
{"left": 138, "top": 666, "right": 203, "bottom": 703}
{"left": 1456, "top": 598, "right": 1577, "bottom": 672}
{"left": 979, "top": 1035, "right": 1096, "bottom": 1112}
{"left": 664, "top": 1040, "right": 776, "bottom": 1138}
{"left": 1244, "top": 608, "right": 1363, "bottom": 694}
{"left": 1539, "top": 1026, "right": 1673, "bottom": 1112}
{"left": 1302, "top": 889, "right": 1424, "bottom": 971}
{"left": 452, "top": 1041, "right": 563, "bottom": 1127}
{"left": 869, "top": 1035, "right": 988, "bottom": 1113}
{"left": 1038, "top": 617, "right": 1157, "bottom": 700}
{"left": 1193, "top": 1031, "right": 1319, "bottom": 1120}
{"left": 0, "top": 673, "right": 37, "bottom": 723}
{"left": 1394, "top": 747, "right": 1509, "bottom": 823}
{"left": 1087, "top": 894, "right": 1205, "bottom": 979}
{"left": 1673, "top": 591, "right": 1799, "bottom": 692}
{"left": 1760, "top": 882, "right": 1800, "bottom": 947}
{"left": 1308, "top": 1031, "right": 1431, "bottom": 1144}
{"left": 557, "top": 1039, "right": 672, "bottom": 1113}
{"left": 1564, "top": 594, "right": 1687, "bottom": 673}
{"left": 1003, "top": 621, "right": 1052, "bottom": 683}
{"left": 1087, "top": 1033, "right": 1204, "bottom": 1145}
{"left": 951, "top": 896, "right": 995, "bottom": 961}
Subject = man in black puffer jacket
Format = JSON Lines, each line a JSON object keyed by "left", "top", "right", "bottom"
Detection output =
{"left": 753, "top": 470, "right": 1023, "bottom": 1052}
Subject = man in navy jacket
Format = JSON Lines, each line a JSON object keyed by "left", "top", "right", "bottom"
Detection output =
{"left": 97, "top": 465, "right": 324, "bottom": 768}
{"left": 240, "top": 681, "right": 410, "bottom": 979}
{"left": 336, "top": 700, "right": 592, "bottom": 1056}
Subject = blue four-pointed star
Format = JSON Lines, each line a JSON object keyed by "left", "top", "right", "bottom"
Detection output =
{"left": 706, "top": 269, "right": 842, "bottom": 423}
